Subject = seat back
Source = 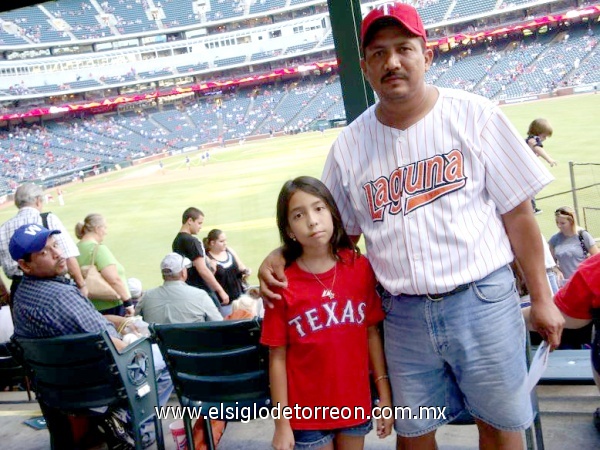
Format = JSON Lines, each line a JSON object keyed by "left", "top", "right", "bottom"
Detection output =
{"left": 0, "top": 341, "right": 31, "bottom": 401}
{"left": 11, "top": 331, "right": 165, "bottom": 450}
{"left": 150, "top": 318, "right": 270, "bottom": 406}
{"left": 11, "top": 332, "right": 123, "bottom": 410}
{"left": 592, "top": 307, "right": 600, "bottom": 376}
{"left": 0, "top": 341, "right": 24, "bottom": 377}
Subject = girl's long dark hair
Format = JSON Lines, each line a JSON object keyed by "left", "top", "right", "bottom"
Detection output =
{"left": 276, "top": 176, "right": 357, "bottom": 265}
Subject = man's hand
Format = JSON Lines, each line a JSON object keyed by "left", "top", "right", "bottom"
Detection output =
{"left": 258, "top": 248, "right": 287, "bottom": 307}
{"left": 529, "top": 300, "right": 565, "bottom": 349}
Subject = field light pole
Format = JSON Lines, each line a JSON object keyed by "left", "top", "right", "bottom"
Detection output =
{"left": 569, "top": 161, "right": 581, "bottom": 224}
{"left": 327, "top": 0, "right": 375, "bottom": 124}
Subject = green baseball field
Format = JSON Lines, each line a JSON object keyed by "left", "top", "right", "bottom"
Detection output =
{"left": 1, "top": 93, "right": 598, "bottom": 290}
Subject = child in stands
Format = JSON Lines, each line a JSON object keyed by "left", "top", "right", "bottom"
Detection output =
{"left": 261, "top": 176, "right": 392, "bottom": 450}
{"left": 526, "top": 118, "right": 557, "bottom": 214}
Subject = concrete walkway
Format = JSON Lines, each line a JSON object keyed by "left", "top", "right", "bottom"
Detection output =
{"left": 0, "top": 385, "right": 598, "bottom": 449}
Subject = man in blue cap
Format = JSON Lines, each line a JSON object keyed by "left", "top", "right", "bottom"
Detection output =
{"left": 10, "top": 223, "right": 172, "bottom": 449}
{"left": 10, "top": 223, "right": 129, "bottom": 344}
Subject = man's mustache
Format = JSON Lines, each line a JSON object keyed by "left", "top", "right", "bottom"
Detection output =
{"left": 381, "top": 71, "right": 407, "bottom": 82}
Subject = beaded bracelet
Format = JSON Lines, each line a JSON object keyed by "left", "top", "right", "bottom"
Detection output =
{"left": 374, "top": 375, "right": 389, "bottom": 383}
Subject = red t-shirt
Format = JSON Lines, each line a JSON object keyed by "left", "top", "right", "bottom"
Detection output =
{"left": 554, "top": 253, "right": 600, "bottom": 319}
{"left": 260, "top": 249, "right": 384, "bottom": 430}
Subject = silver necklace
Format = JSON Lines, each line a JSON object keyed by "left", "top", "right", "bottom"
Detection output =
{"left": 300, "top": 258, "right": 337, "bottom": 300}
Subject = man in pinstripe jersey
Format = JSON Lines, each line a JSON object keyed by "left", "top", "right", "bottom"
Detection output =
{"left": 260, "top": 3, "right": 565, "bottom": 449}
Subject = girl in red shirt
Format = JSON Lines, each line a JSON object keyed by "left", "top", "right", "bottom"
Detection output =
{"left": 261, "top": 176, "right": 392, "bottom": 450}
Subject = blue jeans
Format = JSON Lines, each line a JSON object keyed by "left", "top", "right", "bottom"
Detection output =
{"left": 219, "top": 303, "right": 233, "bottom": 318}
{"left": 382, "top": 265, "right": 532, "bottom": 436}
{"left": 547, "top": 269, "right": 559, "bottom": 295}
{"left": 293, "top": 420, "right": 372, "bottom": 449}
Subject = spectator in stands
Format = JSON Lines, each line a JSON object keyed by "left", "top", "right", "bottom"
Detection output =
{"left": 75, "top": 213, "right": 134, "bottom": 316}
{"left": 224, "top": 293, "right": 262, "bottom": 320}
{"left": 0, "top": 183, "right": 87, "bottom": 303}
{"left": 523, "top": 252, "right": 600, "bottom": 429}
{"left": 0, "top": 278, "right": 9, "bottom": 308}
{"left": 127, "top": 277, "right": 144, "bottom": 308}
{"left": 0, "top": 278, "right": 11, "bottom": 345}
{"left": 526, "top": 118, "right": 556, "bottom": 214}
{"left": 204, "top": 229, "right": 250, "bottom": 317}
{"left": 527, "top": 119, "right": 558, "bottom": 167}
{"left": 549, "top": 206, "right": 598, "bottom": 282}
{"left": 135, "top": 252, "right": 222, "bottom": 324}
{"left": 548, "top": 206, "right": 598, "bottom": 348}
{"left": 8, "top": 223, "right": 172, "bottom": 448}
{"left": 172, "top": 207, "right": 229, "bottom": 309}
{"left": 550, "top": 253, "right": 600, "bottom": 430}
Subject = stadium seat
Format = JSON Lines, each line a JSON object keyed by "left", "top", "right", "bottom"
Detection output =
{"left": 10, "top": 331, "right": 165, "bottom": 450}
{"left": 0, "top": 342, "right": 32, "bottom": 402}
{"left": 150, "top": 319, "right": 270, "bottom": 450}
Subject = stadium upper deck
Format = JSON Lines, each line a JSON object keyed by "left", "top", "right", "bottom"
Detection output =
{"left": 0, "top": 0, "right": 588, "bottom": 104}
{"left": 0, "top": 0, "right": 598, "bottom": 193}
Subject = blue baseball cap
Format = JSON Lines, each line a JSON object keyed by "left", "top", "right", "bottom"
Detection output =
{"left": 9, "top": 223, "right": 61, "bottom": 261}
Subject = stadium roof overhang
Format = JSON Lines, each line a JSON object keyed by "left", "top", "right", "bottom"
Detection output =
{"left": 0, "top": 1, "right": 48, "bottom": 13}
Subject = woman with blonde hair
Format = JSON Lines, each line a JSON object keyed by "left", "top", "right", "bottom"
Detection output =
{"left": 549, "top": 206, "right": 598, "bottom": 348}
{"left": 75, "top": 214, "right": 134, "bottom": 316}
{"left": 549, "top": 206, "right": 598, "bottom": 282}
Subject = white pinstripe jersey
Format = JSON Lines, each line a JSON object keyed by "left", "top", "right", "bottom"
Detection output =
{"left": 322, "top": 88, "right": 553, "bottom": 295}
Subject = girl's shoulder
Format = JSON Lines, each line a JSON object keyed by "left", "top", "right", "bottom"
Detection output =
{"left": 338, "top": 249, "right": 371, "bottom": 271}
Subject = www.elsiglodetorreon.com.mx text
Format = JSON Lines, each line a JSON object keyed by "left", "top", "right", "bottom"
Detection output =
{"left": 156, "top": 403, "right": 447, "bottom": 423}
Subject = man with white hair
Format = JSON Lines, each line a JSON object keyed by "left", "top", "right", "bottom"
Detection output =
{"left": 135, "top": 252, "right": 223, "bottom": 324}
{"left": 0, "top": 183, "right": 87, "bottom": 301}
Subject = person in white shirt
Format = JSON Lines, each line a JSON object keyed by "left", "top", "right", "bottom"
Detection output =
{"left": 135, "top": 253, "right": 222, "bottom": 324}
{"left": 0, "top": 183, "right": 87, "bottom": 302}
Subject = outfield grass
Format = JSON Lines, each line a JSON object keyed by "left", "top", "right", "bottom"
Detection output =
{"left": 1, "top": 93, "right": 598, "bottom": 291}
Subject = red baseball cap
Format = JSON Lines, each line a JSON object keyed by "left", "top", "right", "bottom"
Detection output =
{"left": 360, "top": 3, "right": 427, "bottom": 48}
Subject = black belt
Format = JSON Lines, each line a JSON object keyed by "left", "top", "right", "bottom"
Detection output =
{"left": 399, "top": 282, "right": 471, "bottom": 301}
